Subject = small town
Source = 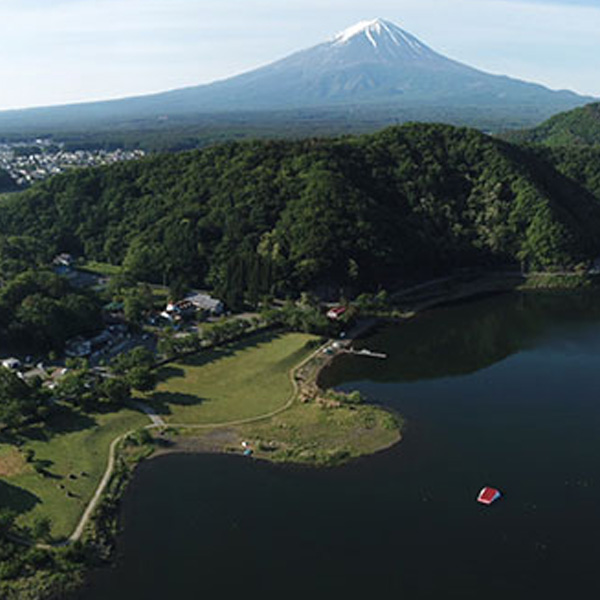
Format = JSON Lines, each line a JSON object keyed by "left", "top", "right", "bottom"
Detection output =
{"left": 0, "top": 139, "right": 144, "bottom": 186}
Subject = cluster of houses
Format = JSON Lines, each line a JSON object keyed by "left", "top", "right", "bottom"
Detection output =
{"left": 65, "top": 326, "right": 127, "bottom": 359}
{"left": 0, "top": 140, "right": 144, "bottom": 187}
{"left": 1, "top": 357, "right": 85, "bottom": 391}
{"left": 64, "top": 291, "right": 225, "bottom": 358}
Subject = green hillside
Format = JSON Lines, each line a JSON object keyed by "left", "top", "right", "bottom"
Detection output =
{"left": 534, "top": 145, "right": 600, "bottom": 200}
{"left": 1, "top": 123, "right": 600, "bottom": 303}
{"left": 505, "top": 102, "right": 600, "bottom": 147}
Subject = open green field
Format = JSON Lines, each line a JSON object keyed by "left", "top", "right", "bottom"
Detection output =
{"left": 0, "top": 407, "right": 146, "bottom": 539}
{"left": 0, "top": 333, "right": 319, "bottom": 540}
{"left": 148, "top": 332, "right": 318, "bottom": 424}
{"left": 239, "top": 401, "right": 401, "bottom": 465}
{"left": 81, "top": 260, "right": 123, "bottom": 277}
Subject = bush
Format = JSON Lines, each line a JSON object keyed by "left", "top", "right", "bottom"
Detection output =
{"left": 325, "top": 389, "right": 364, "bottom": 405}
{"left": 31, "top": 517, "right": 53, "bottom": 543}
{"left": 0, "top": 558, "right": 22, "bottom": 580}
{"left": 126, "top": 429, "right": 153, "bottom": 447}
{"left": 126, "top": 366, "right": 156, "bottom": 393}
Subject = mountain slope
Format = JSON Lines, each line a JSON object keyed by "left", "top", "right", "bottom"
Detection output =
{"left": 1, "top": 123, "right": 599, "bottom": 302}
{"left": 0, "top": 19, "right": 592, "bottom": 135}
{"left": 505, "top": 102, "right": 600, "bottom": 146}
{"left": 156, "top": 18, "right": 586, "bottom": 111}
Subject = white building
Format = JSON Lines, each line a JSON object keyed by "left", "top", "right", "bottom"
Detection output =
{"left": 185, "top": 292, "right": 224, "bottom": 316}
{"left": 1, "top": 357, "right": 21, "bottom": 370}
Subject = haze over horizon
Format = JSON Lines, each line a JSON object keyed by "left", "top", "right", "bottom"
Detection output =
{"left": 0, "top": 0, "right": 598, "bottom": 111}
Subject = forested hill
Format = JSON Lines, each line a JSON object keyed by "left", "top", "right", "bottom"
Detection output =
{"left": 535, "top": 145, "right": 600, "bottom": 201}
{"left": 505, "top": 102, "right": 600, "bottom": 147}
{"left": 1, "top": 123, "right": 600, "bottom": 303}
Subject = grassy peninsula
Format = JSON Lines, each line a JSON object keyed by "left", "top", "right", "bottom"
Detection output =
{"left": 151, "top": 332, "right": 400, "bottom": 466}
{"left": 0, "top": 327, "right": 402, "bottom": 598}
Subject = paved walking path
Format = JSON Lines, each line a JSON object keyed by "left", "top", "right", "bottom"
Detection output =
{"left": 128, "top": 399, "right": 166, "bottom": 427}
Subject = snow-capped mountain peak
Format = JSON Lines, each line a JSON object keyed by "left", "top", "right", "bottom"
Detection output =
{"left": 333, "top": 18, "right": 428, "bottom": 55}
{"left": 0, "top": 17, "right": 587, "bottom": 133}
{"left": 334, "top": 19, "right": 388, "bottom": 46}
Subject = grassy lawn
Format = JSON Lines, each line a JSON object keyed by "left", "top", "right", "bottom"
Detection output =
{"left": 147, "top": 332, "right": 319, "bottom": 424}
{"left": 80, "top": 260, "right": 123, "bottom": 277}
{"left": 0, "top": 329, "right": 400, "bottom": 542}
{"left": 0, "top": 407, "right": 146, "bottom": 539}
{"left": 173, "top": 401, "right": 402, "bottom": 467}
{"left": 238, "top": 402, "right": 401, "bottom": 466}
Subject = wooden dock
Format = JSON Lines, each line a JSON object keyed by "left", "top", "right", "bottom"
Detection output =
{"left": 344, "top": 348, "right": 387, "bottom": 359}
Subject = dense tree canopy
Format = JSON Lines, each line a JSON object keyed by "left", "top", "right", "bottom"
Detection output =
{"left": 0, "top": 270, "right": 102, "bottom": 352}
{"left": 1, "top": 123, "right": 600, "bottom": 303}
{"left": 505, "top": 102, "right": 600, "bottom": 147}
{"left": 0, "top": 367, "right": 47, "bottom": 431}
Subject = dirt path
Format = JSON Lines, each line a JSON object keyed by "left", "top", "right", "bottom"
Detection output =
{"left": 65, "top": 339, "right": 329, "bottom": 544}
{"left": 69, "top": 429, "right": 131, "bottom": 542}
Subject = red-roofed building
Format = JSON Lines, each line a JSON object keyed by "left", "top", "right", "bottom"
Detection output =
{"left": 326, "top": 306, "right": 348, "bottom": 320}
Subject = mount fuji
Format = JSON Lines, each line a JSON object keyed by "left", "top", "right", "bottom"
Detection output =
{"left": 0, "top": 19, "right": 592, "bottom": 135}
{"left": 162, "top": 18, "right": 587, "bottom": 111}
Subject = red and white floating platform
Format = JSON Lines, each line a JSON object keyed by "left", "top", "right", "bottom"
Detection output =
{"left": 477, "top": 487, "right": 502, "bottom": 505}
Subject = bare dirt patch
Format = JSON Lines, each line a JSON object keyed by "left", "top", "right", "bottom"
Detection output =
{"left": 154, "top": 428, "right": 240, "bottom": 456}
{"left": 0, "top": 449, "right": 28, "bottom": 477}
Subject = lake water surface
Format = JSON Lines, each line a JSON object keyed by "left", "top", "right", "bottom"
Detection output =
{"left": 79, "top": 292, "right": 600, "bottom": 598}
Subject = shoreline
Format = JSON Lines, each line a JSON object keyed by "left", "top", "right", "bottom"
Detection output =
{"left": 79, "top": 331, "right": 403, "bottom": 543}
{"left": 5, "top": 270, "right": 593, "bottom": 599}
{"left": 82, "top": 269, "right": 598, "bottom": 521}
{"left": 14, "top": 270, "right": 592, "bottom": 541}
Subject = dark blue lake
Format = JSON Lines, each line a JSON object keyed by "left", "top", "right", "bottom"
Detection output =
{"left": 79, "top": 292, "right": 600, "bottom": 598}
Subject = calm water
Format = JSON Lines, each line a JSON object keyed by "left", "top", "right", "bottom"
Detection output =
{"left": 79, "top": 292, "right": 600, "bottom": 599}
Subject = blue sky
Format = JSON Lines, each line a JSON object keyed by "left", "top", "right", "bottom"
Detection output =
{"left": 0, "top": 0, "right": 598, "bottom": 109}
